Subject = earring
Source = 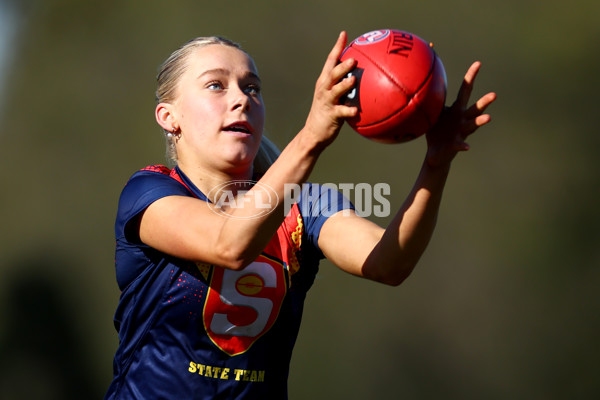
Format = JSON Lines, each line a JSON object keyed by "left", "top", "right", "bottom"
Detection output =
{"left": 166, "top": 127, "right": 178, "bottom": 138}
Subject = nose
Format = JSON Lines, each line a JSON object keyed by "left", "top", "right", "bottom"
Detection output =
{"left": 231, "top": 86, "right": 251, "bottom": 112}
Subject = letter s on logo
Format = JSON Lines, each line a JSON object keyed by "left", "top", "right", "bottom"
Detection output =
{"left": 210, "top": 262, "right": 276, "bottom": 337}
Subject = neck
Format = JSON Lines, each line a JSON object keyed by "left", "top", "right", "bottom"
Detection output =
{"left": 176, "top": 161, "right": 254, "bottom": 200}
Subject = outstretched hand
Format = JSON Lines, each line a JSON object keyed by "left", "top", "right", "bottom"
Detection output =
{"left": 425, "top": 61, "right": 497, "bottom": 167}
{"left": 303, "top": 31, "right": 358, "bottom": 148}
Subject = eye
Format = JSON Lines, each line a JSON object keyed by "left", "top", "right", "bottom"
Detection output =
{"left": 244, "top": 84, "right": 261, "bottom": 96}
{"left": 207, "top": 81, "right": 225, "bottom": 91}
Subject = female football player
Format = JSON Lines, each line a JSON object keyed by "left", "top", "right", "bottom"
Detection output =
{"left": 105, "top": 31, "right": 496, "bottom": 399}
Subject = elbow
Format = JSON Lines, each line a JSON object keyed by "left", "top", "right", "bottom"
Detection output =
{"left": 381, "top": 252, "right": 425, "bottom": 286}
{"left": 379, "top": 272, "right": 410, "bottom": 287}
{"left": 361, "top": 238, "right": 424, "bottom": 287}
{"left": 213, "top": 243, "right": 257, "bottom": 271}
{"left": 221, "top": 258, "right": 248, "bottom": 271}
{"left": 369, "top": 262, "right": 417, "bottom": 287}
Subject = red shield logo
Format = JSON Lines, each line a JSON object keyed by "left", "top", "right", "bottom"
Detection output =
{"left": 203, "top": 255, "right": 287, "bottom": 356}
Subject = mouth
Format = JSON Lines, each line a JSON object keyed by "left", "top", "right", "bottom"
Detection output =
{"left": 222, "top": 121, "right": 253, "bottom": 136}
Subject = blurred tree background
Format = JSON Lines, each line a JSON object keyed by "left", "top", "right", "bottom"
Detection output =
{"left": 0, "top": 0, "right": 598, "bottom": 398}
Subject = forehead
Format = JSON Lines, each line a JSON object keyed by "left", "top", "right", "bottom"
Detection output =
{"left": 186, "top": 44, "right": 259, "bottom": 77}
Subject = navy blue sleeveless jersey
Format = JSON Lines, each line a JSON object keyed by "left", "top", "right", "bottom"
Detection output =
{"left": 105, "top": 166, "right": 353, "bottom": 399}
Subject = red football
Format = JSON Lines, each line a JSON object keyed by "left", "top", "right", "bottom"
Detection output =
{"left": 340, "top": 29, "right": 447, "bottom": 143}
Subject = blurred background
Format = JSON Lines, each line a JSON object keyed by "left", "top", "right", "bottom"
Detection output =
{"left": 0, "top": 0, "right": 598, "bottom": 398}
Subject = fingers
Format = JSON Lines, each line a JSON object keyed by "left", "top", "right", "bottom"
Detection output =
{"left": 304, "top": 32, "right": 358, "bottom": 141}
{"left": 474, "top": 113, "right": 492, "bottom": 127}
{"left": 317, "top": 32, "right": 354, "bottom": 89}
{"left": 464, "top": 91, "right": 497, "bottom": 124}
{"left": 314, "top": 58, "right": 356, "bottom": 107}
{"left": 455, "top": 61, "right": 481, "bottom": 109}
{"left": 332, "top": 58, "right": 356, "bottom": 83}
{"left": 467, "top": 91, "right": 496, "bottom": 116}
{"left": 337, "top": 101, "right": 359, "bottom": 118}
{"left": 314, "top": 32, "right": 358, "bottom": 116}
{"left": 322, "top": 31, "right": 349, "bottom": 74}
{"left": 461, "top": 113, "right": 492, "bottom": 137}
{"left": 330, "top": 66, "right": 358, "bottom": 117}
{"left": 331, "top": 72, "right": 356, "bottom": 103}
{"left": 426, "top": 61, "right": 495, "bottom": 165}
{"left": 454, "top": 62, "right": 496, "bottom": 136}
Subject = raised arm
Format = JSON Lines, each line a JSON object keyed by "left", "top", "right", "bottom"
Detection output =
{"left": 319, "top": 61, "right": 497, "bottom": 285}
{"left": 139, "top": 32, "right": 358, "bottom": 270}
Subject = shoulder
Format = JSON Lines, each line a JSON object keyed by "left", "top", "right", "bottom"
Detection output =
{"left": 120, "top": 165, "right": 189, "bottom": 201}
{"left": 139, "top": 165, "right": 172, "bottom": 174}
{"left": 115, "top": 165, "right": 191, "bottom": 239}
{"left": 123, "top": 164, "right": 175, "bottom": 186}
{"left": 292, "top": 182, "right": 355, "bottom": 254}
{"left": 296, "top": 182, "right": 354, "bottom": 219}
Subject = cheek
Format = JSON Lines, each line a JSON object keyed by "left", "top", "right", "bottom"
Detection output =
{"left": 180, "top": 96, "right": 222, "bottom": 129}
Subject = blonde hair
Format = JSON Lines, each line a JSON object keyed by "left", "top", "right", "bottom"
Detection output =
{"left": 155, "top": 36, "right": 279, "bottom": 173}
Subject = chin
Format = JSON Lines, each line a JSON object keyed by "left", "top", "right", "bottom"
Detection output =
{"left": 222, "top": 152, "right": 256, "bottom": 174}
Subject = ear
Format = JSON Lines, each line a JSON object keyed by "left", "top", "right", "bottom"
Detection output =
{"left": 155, "top": 102, "right": 177, "bottom": 131}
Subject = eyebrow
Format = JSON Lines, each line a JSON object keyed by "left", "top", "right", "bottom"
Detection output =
{"left": 197, "top": 68, "right": 261, "bottom": 83}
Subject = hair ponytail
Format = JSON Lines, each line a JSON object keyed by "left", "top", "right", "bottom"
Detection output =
{"left": 253, "top": 136, "right": 280, "bottom": 178}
